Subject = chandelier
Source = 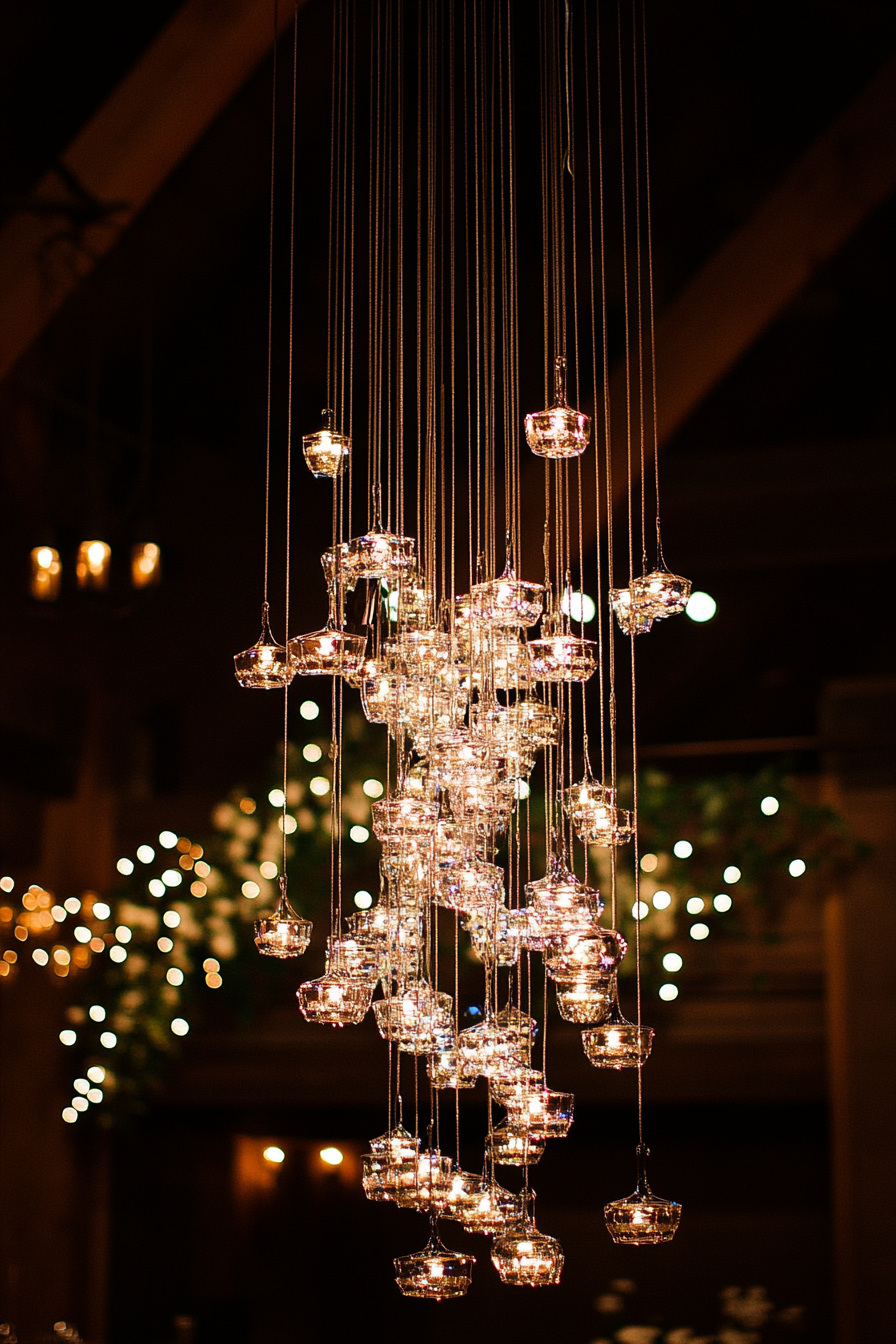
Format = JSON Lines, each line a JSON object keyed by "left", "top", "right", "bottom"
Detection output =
{"left": 235, "top": 0, "right": 687, "bottom": 1295}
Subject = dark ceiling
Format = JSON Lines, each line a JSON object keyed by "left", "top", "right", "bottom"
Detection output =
{"left": 0, "top": 0, "right": 893, "bottom": 867}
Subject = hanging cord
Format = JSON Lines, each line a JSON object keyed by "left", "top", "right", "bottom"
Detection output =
{"left": 640, "top": 0, "right": 665, "bottom": 570}
{"left": 263, "top": 0, "right": 279, "bottom": 613}
{"left": 281, "top": 2, "right": 299, "bottom": 875}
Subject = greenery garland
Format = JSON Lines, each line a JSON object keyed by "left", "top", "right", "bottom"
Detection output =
{"left": 0, "top": 709, "right": 865, "bottom": 1124}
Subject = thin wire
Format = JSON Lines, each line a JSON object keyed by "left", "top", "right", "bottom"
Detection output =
{"left": 282, "top": 2, "right": 299, "bottom": 875}
{"left": 263, "top": 0, "right": 280, "bottom": 612}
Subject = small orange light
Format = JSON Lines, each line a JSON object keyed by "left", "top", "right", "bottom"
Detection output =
{"left": 76, "top": 540, "right": 111, "bottom": 590}
{"left": 30, "top": 546, "right": 62, "bottom": 600}
{"left": 131, "top": 542, "right": 161, "bottom": 589}
{"left": 263, "top": 1145, "right": 286, "bottom": 1165}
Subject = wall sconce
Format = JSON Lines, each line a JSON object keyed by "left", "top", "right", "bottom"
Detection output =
{"left": 30, "top": 546, "right": 62, "bottom": 601}
{"left": 131, "top": 542, "right": 161, "bottom": 589}
{"left": 76, "top": 540, "right": 111, "bottom": 590}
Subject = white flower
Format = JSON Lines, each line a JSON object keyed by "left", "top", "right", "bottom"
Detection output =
{"left": 616, "top": 1328, "right": 661, "bottom": 1344}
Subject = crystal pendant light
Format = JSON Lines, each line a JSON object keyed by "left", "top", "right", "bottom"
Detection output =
{"left": 469, "top": 557, "right": 545, "bottom": 628}
{"left": 373, "top": 981, "right": 453, "bottom": 1053}
{"left": 392, "top": 1148, "right": 454, "bottom": 1211}
{"left": 461, "top": 1173, "right": 524, "bottom": 1235}
{"left": 234, "top": 602, "right": 294, "bottom": 689}
{"left": 296, "top": 971, "right": 373, "bottom": 1026}
{"left": 361, "top": 1125, "right": 420, "bottom": 1202}
{"left": 610, "top": 569, "right": 692, "bottom": 634}
{"left": 581, "top": 990, "right": 654, "bottom": 1068}
{"left": 288, "top": 591, "right": 367, "bottom": 678}
{"left": 604, "top": 1145, "right": 682, "bottom": 1245}
{"left": 393, "top": 1221, "right": 475, "bottom": 1299}
{"left": 525, "top": 355, "right": 590, "bottom": 459}
{"left": 254, "top": 877, "right": 312, "bottom": 957}
{"left": 563, "top": 780, "right": 634, "bottom": 846}
{"left": 427, "top": 1047, "right": 478, "bottom": 1090}
{"left": 554, "top": 976, "right": 615, "bottom": 1023}
{"left": 491, "top": 1195, "right": 564, "bottom": 1286}
{"left": 503, "top": 1087, "right": 574, "bottom": 1140}
{"left": 487, "top": 1121, "right": 545, "bottom": 1167}
{"left": 544, "top": 927, "right": 626, "bottom": 981}
{"left": 525, "top": 852, "right": 601, "bottom": 938}
{"left": 528, "top": 621, "right": 598, "bottom": 683}
{"left": 302, "top": 407, "right": 351, "bottom": 478}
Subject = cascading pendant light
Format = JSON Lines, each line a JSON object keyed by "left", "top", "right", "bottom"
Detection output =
{"left": 234, "top": 0, "right": 695, "bottom": 1293}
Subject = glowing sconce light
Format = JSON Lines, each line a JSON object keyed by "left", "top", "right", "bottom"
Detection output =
{"left": 263, "top": 1145, "right": 286, "bottom": 1165}
{"left": 76, "top": 540, "right": 111, "bottom": 590}
{"left": 131, "top": 542, "right": 161, "bottom": 589}
{"left": 30, "top": 546, "right": 62, "bottom": 601}
{"left": 320, "top": 1146, "right": 344, "bottom": 1166}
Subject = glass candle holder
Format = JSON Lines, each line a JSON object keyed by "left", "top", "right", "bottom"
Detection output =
{"left": 392, "top": 1149, "right": 454, "bottom": 1211}
{"left": 373, "top": 981, "right": 453, "bottom": 1052}
{"left": 605, "top": 1146, "right": 682, "bottom": 1244}
{"left": 563, "top": 780, "right": 634, "bottom": 846}
{"left": 544, "top": 927, "right": 625, "bottom": 981}
{"left": 581, "top": 996, "right": 654, "bottom": 1069}
{"left": 525, "top": 355, "right": 590, "bottom": 460}
{"left": 302, "top": 409, "right": 350, "bottom": 478}
{"left": 489, "top": 1068, "right": 544, "bottom": 1107}
{"left": 372, "top": 796, "right": 439, "bottom": 842}
{"left": 288, "top": 623, "right": 366, "bottom": 678}
{"left": 469, "top": 567, "right": 545, "bottom": 628}
{"left": 609, "top": 583, "right": 657, "bottom": 635}
{"left": 525, "top": 856, "right": 601, "bottom": 937}
{"left": 491, "top": 1199, "right": 564, "bottom": 1285}
{"left": 394, "top": 1226, "right": 475, "bottom": 1300}
{"left": 435, "top": 856, "right": 504, "bottom": 915}
{"left": 487, "top": 1120, "right": 546, "bottom": 1167}
{"left": 427, "top": 1047, "right": 478, "bottom": 1090}
{"left": 633, "top": 569, "right": 692, "bottom": 619}
{"left": 341, "top": 528, "right": 415, "bottom": 584}
{"left": 296, "top": 972, "right": 373, "bottom": 1026}
{"left": 461, "top": 1177, "right": 524, "bottom": 1235}
{"left": 234, "top": 602, "right": 294, "bottom": 689}
{"left": 504, "top": 1087, "right": 574, "bottom": 1140}
{"left": 325, "top": 934, "right": 381, "bottom": 981}
{"left": 528, "top": 632, "right": 597, "bottom": 683}
{"left": 436, "top": 1166, "right": 484, "bottom": 1222}
{"left": 554, "top": 977, "right": 615, "bottom": 1023}
{"left": 254, "top": 877, "right": 312, "bottom": 957}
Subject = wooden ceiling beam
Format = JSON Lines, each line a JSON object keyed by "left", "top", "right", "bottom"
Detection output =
{"left": 0, "top": 0, "right": 301, "bottom": 383}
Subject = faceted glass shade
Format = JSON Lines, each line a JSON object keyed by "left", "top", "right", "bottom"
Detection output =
{"left": 361, "top": 1126, "right": 420, "bottom": 1202}
{"left": 491, "top": 1204, "right": 564, "bottom": 1286}
{"left": 435, "top": 856, "right": 504, "bottom": 915}
{"left": 464, "top": 907, "right": 527, "bottom": 967}
{"left": 303, "top": 424, "right": 350, "bottom": 478}
{"left": 487, "top": 1121, "right": 545, "bottom": 1167}
{"left": 634, "top": 569, "right": 692, "bottom": 617}
{"left": 288, "top": 625, "right": 366, "bottom": 677}
{"left": 394, "top": 1228, "right": 475, "bottom": 1300}
{"left": 581, "top": 996, "right": 654, "bottom": 1069}
{"left": 525, "top": 856, "right": 601, "bottom": 937}
{"left": 504, "top": 1088, "right": 574, "bottom": 1140}
{"left": 373, "top": 982, "right": 453, "bottom": 1052}
{"left": 325, "top": 934, "right": 381, "bottom": 981}
{"left": 469, "top": 568, "right": 544, "bottom": 628}
{"left": 490, "top": 1068, "right": 544, "bottom": 1106}
{"left": 234, "top": 603, "right": 294, "bottom": 689}
{"left": 341, "top": 528, "right": 416, "bottom": 584}
{"left": 525, "top": 357, "right": 590, "bottom": 460}
{"left": 544, "top": 928, "right": 625, "bottom": 981}
{"left": 372, "top": 796, "right": 439, "bottom": 841}
{"left": 296, "top": 972, "right": 373, "bottom": 1026}
{"left": 427, "top": 1048, "right": 478, "bottom": 1089}
{"left": 392, "top": 1149, "right": 454, "bottom": 1211}
{"left": 609, "top": 584, "right": 656, "bottom": 635}
{"left": 528, "top": 633, "right": 597, "bottom": 682}
{"left": 605, "top": 1147, "right": 682, "bottom": 1245}
{"left": 563, "top": 781, "right": 634, "bottom": 846}
{"left": 461, "top": 1178, "right": 524, "bottom": 1235}
{"left": 254, "top": 878, "right": 312, "bottom": 958}
{"left": 554, "top": 977, "right": 615, "bottom": 1023}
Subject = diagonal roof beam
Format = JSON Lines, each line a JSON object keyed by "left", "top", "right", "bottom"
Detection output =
{"left": 521, "top": 56, "right": 896, "bottom": 578}
{"left": 0, "top": 0, "right": 301, "bottom": 383}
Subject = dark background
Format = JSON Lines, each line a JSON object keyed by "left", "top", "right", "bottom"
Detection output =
{"left": 0, "top": 0, "right": 893, "bottom": 1339}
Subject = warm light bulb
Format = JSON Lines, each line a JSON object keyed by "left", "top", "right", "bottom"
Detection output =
{"left": 263, "top": 1145, "right": 286, "bottom": 1164}
{"left": 320, "top": 1146, "right": 344, "bottom": 1166}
